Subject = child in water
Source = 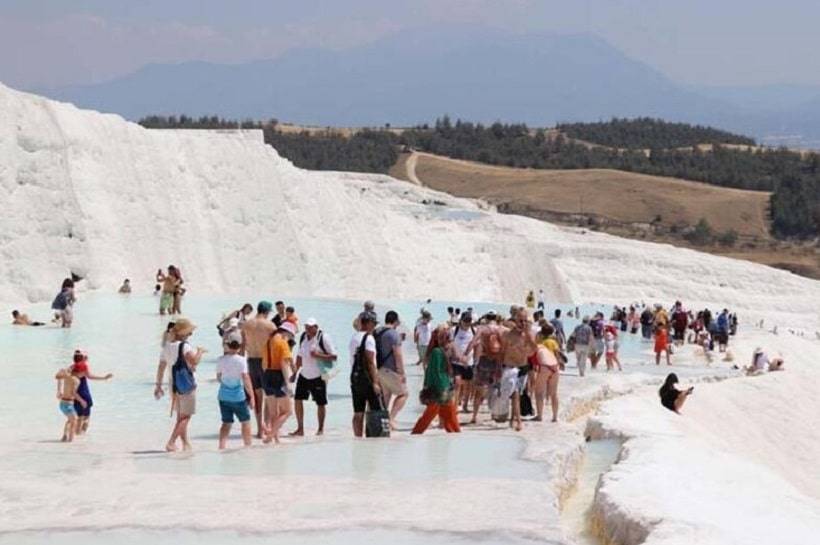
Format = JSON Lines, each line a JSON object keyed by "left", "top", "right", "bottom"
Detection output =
{"left": 604, "top": 326, "right": 622, "bottom": 371}
{"left": 55, "top": 364, "right": 87, "bottom": 442}
{"left": 70, "top": 350, "right": 113, "bottom": 435}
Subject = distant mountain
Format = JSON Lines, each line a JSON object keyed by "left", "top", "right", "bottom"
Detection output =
{"left": 41, "top": 27, "right": 742, "bottom": 128}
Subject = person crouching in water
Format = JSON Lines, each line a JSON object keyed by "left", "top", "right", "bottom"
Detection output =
{"left": 412, "top": 325, "right": 461, "bottom": 434}
{"left": 217, "top": 333, "right": 255, "bottom": 449}
{"left": 70, "top": 350, "right": 113, "bottom": 435}
{"left": 154, "top": 319, "right": 205, "bottom": 451}
{"left": 55, "top": 364, "right": 87, "bottom": 442}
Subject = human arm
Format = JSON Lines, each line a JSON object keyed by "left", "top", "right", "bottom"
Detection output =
{"left": 365, "top": 348, "right": 381, "bottom": 394}
{"left": 242, "top": 372, "right": 255, "bottom": 411}
{"left": 154, "top": 358, "right": 167, "bottom": 399}
{"left": 393, "top": 342, "right": 406, "bottom": 381}
{"left": 87, "top": 372, "right": 113, "bottom": 380}
{"left": 184, "top": 346, "right": 205, "bottom": 369}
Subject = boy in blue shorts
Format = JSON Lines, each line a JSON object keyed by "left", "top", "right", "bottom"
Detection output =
{"left": 216, "top": 334, "right": 255, "bottom": 449}
{"left": 55, "top": 365, "right": 87, "bottom": 442}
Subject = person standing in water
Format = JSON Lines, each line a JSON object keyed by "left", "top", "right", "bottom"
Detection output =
{"left": 349, "top": 311, "right": 382, "bottom": 437}
{"left": 291, "top": 318, "right": 337, "bottom": 436}
{"left": 467, "top": 311, "right": 505, "bottom": 425}
{"left": 534, "top": 325, "right": 561, "bottom": 422}
{"left": 216, "top": 333, "right": 255, "bottom": 449}
{"left": 118, "top": 279, "right": 132, "bottom": 294}
{"left": 156, "top": 267, "right": 178, "bottom": 315}
{"left": 537, "top": 289, "right": 546, "bottom": 311}
{"left": 71, "top": 350, "right": 113, "bottom": 435}
{"left": 653, "top": 304, "right": 672, "bottom": 366}
{"left": 549, "top": 309, "right": 566, "bottom": 348}
{"left": 55, "top": 364, "right": 86, "bottom": 442}
{"left": 51, "top": 278, "right": 76, "bottom": 328}
{"left": 240, "top": 301, "right": 276, "bottom": 438}
{"left": 374, "top": 311, "right": 407, "bottom": 431}
{"left": 261, "top": 321, "right": 296, "bottom": 444}
{"left": 154, "top": 319, "right": 205, "bottom": 451}
{"left": 450, "top": 312, "right": 476, "bottom": 414}
{"left": 171, "top": 267, "right": 185, "bottom": 315}
{"left": 414, "top": 310, "right": 433, "bottom": 366}
{"left": 525, "top": 290, "right": 536, "bottom": 310}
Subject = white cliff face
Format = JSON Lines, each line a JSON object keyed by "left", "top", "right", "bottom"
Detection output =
{"left": 1, "top": 82, "right": 818, "bottom": 333}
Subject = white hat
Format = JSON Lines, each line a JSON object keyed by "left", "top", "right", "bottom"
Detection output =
{"left": 305, "top": 317, "right": 318, "bottom": 327}
{"left": 279, "top": 321, "right": 297, "bottom": 336}
{"left": 225, "top": 330, "right": 242, "bottom": 345}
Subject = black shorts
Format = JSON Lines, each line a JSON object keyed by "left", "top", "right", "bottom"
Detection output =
{"left": 350, "top": 384, "right": 381, "bottom": 413}
{"left": 452, "top": 365, "right": 474, "bottom": 381}
{"left": 262, "top": 369, "right": 288, "bottom": 398}
{"left": 294, "top": 375, "right": 328, "bottom": 405}
{"left": 248, "top": 358, "right": 263, "bottom": 390}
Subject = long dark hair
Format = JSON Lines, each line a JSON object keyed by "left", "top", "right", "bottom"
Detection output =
{"left": 659, "top": 373, "right": 678, "bottom": 397}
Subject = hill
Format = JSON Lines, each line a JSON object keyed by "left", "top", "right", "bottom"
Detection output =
{"left": 390, "top": 152, "right": 820, "bottom": 279}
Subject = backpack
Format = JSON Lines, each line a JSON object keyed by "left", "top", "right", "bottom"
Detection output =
{"left": 299, "top": 330, "right": 327, "bottom": 354}
{"left": 574, "top": 325, "right": 591, "bottom": 345}
{"left": 171, "top": 342, "right": 196, "bottom": 395}
{"left": 51, "top": 291, "right": 68, "bottom": 311}
{"left": 372, "top": 327, "right": 392, "bottom": 369}
{"left": 350, "top": 333, "right": 373, "bottom": 389}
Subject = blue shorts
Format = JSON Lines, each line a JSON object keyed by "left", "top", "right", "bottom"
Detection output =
{"left": 219, "top": 400, "right": 251, "bottom": 424}
{"left": 59, "top": 401, "right": 76, "bottom": 417}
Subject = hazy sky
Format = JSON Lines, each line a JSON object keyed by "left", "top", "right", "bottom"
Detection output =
{"left": 2, "top": 0, "right": 818, "bottom": 89}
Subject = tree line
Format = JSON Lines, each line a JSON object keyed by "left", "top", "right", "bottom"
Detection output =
{"left": 557, "top": 117, "right": 756, "bottom": 149}
{"left": 137, "top": 114, "right": 819, "bottom": 239}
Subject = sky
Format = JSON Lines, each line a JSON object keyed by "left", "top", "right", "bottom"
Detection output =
{"left": 1, "top": 0, "right": 818, "bottom": 90}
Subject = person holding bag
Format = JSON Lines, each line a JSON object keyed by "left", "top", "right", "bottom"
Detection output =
{"left": 412, "top": 326, "right": 461, "bottom": 434}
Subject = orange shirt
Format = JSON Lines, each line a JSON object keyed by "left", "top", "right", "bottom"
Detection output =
{"left": 263, "top": 334, "right": 291, "bottom": 370}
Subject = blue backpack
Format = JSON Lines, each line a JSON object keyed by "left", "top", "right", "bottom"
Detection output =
{"left": 172, "top": 342, "right": 196, "bottom": 395}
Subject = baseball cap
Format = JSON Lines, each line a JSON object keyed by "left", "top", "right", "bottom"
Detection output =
{"left": 304, "top": 317, "right": 318, "bottom": 327}
{"left": 258, "top": 300, "right": 273, "bottom": 313}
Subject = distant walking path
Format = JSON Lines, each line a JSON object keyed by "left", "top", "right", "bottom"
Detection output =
{"left": 405, "top": 152, "right": 422, "bottom": 185}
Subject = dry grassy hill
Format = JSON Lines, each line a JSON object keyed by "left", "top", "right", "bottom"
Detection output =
{"left": 390, "top": 152, "right": 820, "bottom": 278}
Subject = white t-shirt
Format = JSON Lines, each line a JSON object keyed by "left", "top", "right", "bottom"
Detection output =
{"left": 298, "top": 331, "right": 336, "bottom": 380}
{"left": 160, "top": 340, "right": 195, "bottom": 366}
{"left": 349, "top": 331, "right": 376, "bottom": 365}
{"left": 450, "top": 326, "right": 475, "bottom": 367}
{"left": 216, "top": 353, "right": 248, "bottom": 402}
{"left": 415, "top": 321, "right": 433, "bottom": 345}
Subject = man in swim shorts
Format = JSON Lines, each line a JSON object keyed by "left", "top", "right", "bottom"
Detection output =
{"left": 55, "top": 365, "right": 86, "bottom": 442}
{"left": 501, "top": 307, "right": 537, "bottom": 431}
{"left": 11, "top": 310, "right": 45, "bottom": 326}
{"left": 240, "top": 301, "right": 277, "bottom": 438}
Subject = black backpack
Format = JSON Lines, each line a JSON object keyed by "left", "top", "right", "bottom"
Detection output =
{"left": 373, "top": 327, "right": 392, "bottom": 369}
{"left": 299, "top": 330, "right": 327, "bottom": 354}
{"left": 350, "top": 333, "right": 373, "bottom": 389}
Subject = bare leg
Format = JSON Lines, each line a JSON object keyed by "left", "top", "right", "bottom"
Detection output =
{"left": 352, "top": 413, "right": 364, "bottom": 437}
{"left": 268, "top": 398, "right": 292, "bottom": 443}
{"left": 291, "top": 399, "right": 305, "bottom": 436}
{"left": 548, "top": 373, "right": 559, "bottom": 422}
{"left": 241, "top": 421, "right": 252, "bottom": 447}
{"left": 471, "top": 387, "right": 485, "bottom": 424}
{"left": 674, "top": 391, "right": 689, "bottom": 413}
{"left": 317, "top": 405, "right": 326, "bottom": 435}
{"left": 511, "top": 391, "right": 522, "bottom": 431}
{"left": 389, "top": 394, "right": 407, "bottom": 430}
{"left": 253, "top": 388, "right": 265, "bottom": 438}
{"left": 218, "top": 423, "right": 231, "bottom": 449}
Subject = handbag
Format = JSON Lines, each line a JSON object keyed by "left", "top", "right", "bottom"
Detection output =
{"left": 365, "top": 397, "right": 390, "bottom": 438}
{"left": 520, "top": 390, "right": 534, "bottom": 417}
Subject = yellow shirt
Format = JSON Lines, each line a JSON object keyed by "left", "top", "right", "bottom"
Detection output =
{"left": 263, "top": 334, "right": 291, "bottom": 370}
{"left": 542, "top": 338, "right": 560, "bottom": 356}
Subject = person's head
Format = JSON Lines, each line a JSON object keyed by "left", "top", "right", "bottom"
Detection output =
{"left": 11, "top": 310, "right": 19, "bottom": 318}
{"left": 257, "top": 300, "right": 273, "bottom": 315}
{"left": 275, "top": 301, "right": 285, "bottom": 314}
{"left": 62, "top": 278, "right": 74, "bottom": 289}
{"left": 554, "top": 308, "right": 562, "bottom": 318}
{"left": 661, "top": 373, "right": 679, "bottom": 391}
{"left": 304, "top": 317, "right": 319, "bottom": 337}
{"left": 483, "top": 310, "right": 497, "bottom": 324}
{"left": 447, "top": 306, "right": 454, "bottom": 314}
{"left": 363, "top": 300, "right": 375, "bottom": 312}
{"left": 225, "top": 338, "right": 242, "bottom": 353}
{"left": 540, "top": 324, "right": 555, "bottom": 340}
{"left": 513, "top": 307, "right": 528, "bottom": 327}
{"left": 594, "top": 311, "right": 604, "bottom": 320}
{"left": 384, "top": 310, "right": 400, "bottom": 327}
{"left": 241, "top": 303, "right": 253, "bottom": 315}
{"left": 459, "top": 312, "right": 473, "bottom": 328}
{"left": 582, "top": 315, "right": 591, "bottom": 324}
{"left": 165, "top": 321, "right": 176, "bottom": 333}
{"left": 358, "top": 310, "right": 378, "bottom": 332}
{"left": 124, "top": 279, "right": 130, "bottom": 284}
{"left": 509, "top": 305, "right": 520, "bottom": 319}
{"left": 154, "top": 284, "right": 160, "bottom": 291}
{"left": 533, "top": 310, "right": 543, "bottom": 321}
{"left": 430, "top": 324, "right": 451, "bottom": 349}
{"left": 278, "top": 321, "right": 297, "bottom": 340}
{"left": 421, "top": 310, "right": 432, "bottom": 323}
{"left": 172, "top": 318, "right": 196, "bottom": 340}
{"left": 455, "top": 308, "right": 460, "bottom": 315}
{"left": 675, "top": 301, "right": 682, "bottom": 308}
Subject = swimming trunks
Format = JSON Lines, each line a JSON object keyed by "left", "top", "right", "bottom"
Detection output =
{"left": 59, "top": 400, "right": 76, "bottom": 416}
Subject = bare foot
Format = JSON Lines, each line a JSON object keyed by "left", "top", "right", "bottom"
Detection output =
{"left": 288, "top": 430, "right": 304, "bottom": 437}
{"left": 182, "top": 442, "right": 192, "bottom": 451}
{"left": 262, "top": 435, "right": 273, "bottom": 444}
{"left": 61, "top": 435, "right": 68, "bottom": 442}
{"left": 165, "top": 442, "right": 177, "bottom": 452}
{"left": 469, "top": 417, "right": 477, "bottom": 425}
{"left": 514, "top": 421, "right": 523, "bottom": 432}
{"left": 316, "top": 429, "right": 323, "bottom": 436}
{"left": 551, "top": 417, "right": 558, "bottom": 423}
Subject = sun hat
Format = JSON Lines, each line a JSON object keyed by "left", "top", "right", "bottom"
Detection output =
{"left": 304, "top": 317, "right": 319, "bottom": 327}
{"left": 173, "top": 318, "right": 196, "bottom": 337}
{"left": 278, "top": 321, "right": 297, "bottom": 336}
